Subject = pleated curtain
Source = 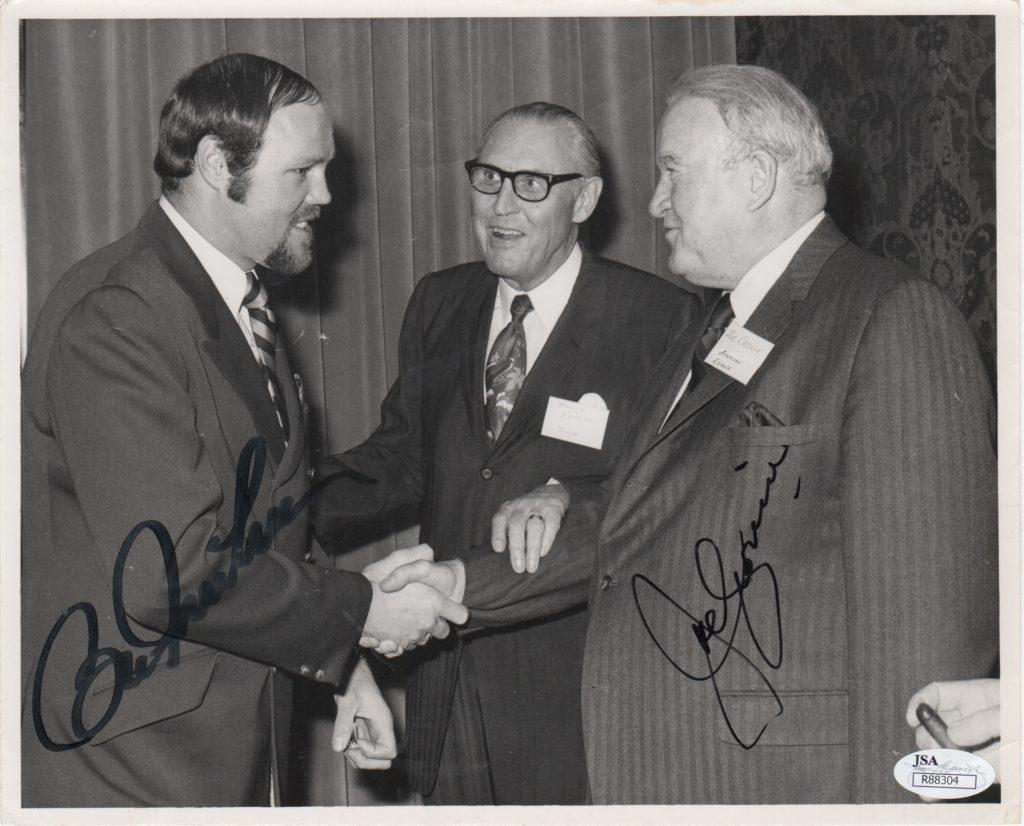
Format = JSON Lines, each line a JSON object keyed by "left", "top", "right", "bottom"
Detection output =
{"left": 22, "top": 16, "right": 736, "bottom": 804}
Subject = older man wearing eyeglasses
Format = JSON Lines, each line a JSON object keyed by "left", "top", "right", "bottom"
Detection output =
{"left": 312, "top": 101, "right": 697, "bottom": 804}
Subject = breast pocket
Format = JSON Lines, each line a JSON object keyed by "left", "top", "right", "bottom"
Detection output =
{"left": 716, "top": 689, "right": 849, "bottom": 746}
{"left": 723, "top": 422, "right": 820, "bottom": 447}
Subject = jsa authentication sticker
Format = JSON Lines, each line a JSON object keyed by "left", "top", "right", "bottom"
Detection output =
{"left": 705, "top": 322, "right": 774, "bottom": 385}
{"left": 541, "top": 393, "right": 609, "bottom": 450}
{"left": 893, "top": 749, "right": 997, "bottom": 799}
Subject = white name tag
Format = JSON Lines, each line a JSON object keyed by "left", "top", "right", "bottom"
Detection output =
{"left": 704, "top": 322, "right": 774, "bottom": 385}
{"left": 541, "top": 394, "right": 609, "bottom": 450}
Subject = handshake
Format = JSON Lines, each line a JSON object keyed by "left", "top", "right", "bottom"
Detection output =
{"left": 332, "top": 484, "right": 570, "bottom": 769}
{"left": 359, "top": 544, "right": 467, "bottom": 657}
{"left": 330, "top": 544, "right": 465, "bottom": 770}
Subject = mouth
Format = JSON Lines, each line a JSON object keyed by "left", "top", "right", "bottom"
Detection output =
{"left": 292, "top": 209, "right": 321, "bottom": 233}
{"left": 489, "top": 226, "right": 524, "bottom": 241}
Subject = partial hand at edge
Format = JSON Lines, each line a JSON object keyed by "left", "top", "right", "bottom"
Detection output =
{"left": 331, "top": 657, "right": 396, "bottom": 770}
{"left": 905, "top": 678, "right": 1001, "bottom": 796}
{"left": 490, "top": 482, "right": 569, "bottom": 573}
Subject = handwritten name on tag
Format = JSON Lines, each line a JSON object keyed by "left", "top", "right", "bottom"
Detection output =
{"left": 705, "top": 322, "right": 774, "bottom": 385}
{"left": 541, "top": 395, "right": 609, "bottom": 450}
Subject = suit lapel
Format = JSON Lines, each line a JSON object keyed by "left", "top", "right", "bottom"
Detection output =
{"left": 138, "top": 204, "right": 287, "bottom": 466}
{"left": 458, "top": 265, "right": 498, "bottom": 449}
{"left": 272, "top": 345, "right": 306, "bottom": 482}
{"left": 488, "top": 256, "right": 606, "bottom": 456}
{"left": 629, "top": 215, "right": 849, "bottom": 462}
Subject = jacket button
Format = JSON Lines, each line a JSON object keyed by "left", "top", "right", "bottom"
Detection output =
{"left": 600, "top": 574, "right": 615, "bottom": 590}
{"left": 300, "top": 664, "right": 310, "bottom": 675}
{"left": 481, "top": 468, "right": 493, "bottom": 480}
{"left": 307, "top": 467, "right": 315, "bottom": 480}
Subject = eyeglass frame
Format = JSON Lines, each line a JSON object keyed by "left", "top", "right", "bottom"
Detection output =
{"left": 463, "top": 159, "right": 584, "bottom": 203}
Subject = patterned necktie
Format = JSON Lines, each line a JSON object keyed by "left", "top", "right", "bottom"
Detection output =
{"left": 243, "top": 270, "right": 290, "bottom": 441}
{"left": 485, "top": 293, "right": 533, "bottom": 446}
{"left": 688, "top": 291, "right": 736, "bottom": 393}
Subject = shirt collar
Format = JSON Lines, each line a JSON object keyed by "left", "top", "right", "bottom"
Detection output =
{"left": 496, "top": 243, "right": 582, "bottom": 331}
{"left": 159, "top": 195, "right": 251, "bottom": 316}
{"left": 729, "top": 211, "right": 825, "bottom": 325}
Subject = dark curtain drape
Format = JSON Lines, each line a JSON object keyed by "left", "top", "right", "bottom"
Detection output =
{"left": 21, "top": 17, "right": 736, "bottom": 805}
{"left": 737, "top": 15, "right": 997, "bottom": 388}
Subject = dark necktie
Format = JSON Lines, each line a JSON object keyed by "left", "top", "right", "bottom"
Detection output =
{"left": 243, "top": 270, "right": 290, "bottom": 441}
{"left": 688, "top": 291, "right": 735, "bottom": 393}
{"left": 485, "top": 293, "right": 533, "bottom": 446}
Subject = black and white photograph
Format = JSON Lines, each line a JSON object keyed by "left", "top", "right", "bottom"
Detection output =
{"left": 1, "top": 3, "right": 1018, "bottom": 822}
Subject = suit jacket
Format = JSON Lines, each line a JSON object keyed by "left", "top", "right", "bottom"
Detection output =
{"left": 313, "top": 253, "right": 696, "bottom": 796}
{"left": 21, "top": 203, "right": 372, "bottom": 806}
{"left": 459, "top": 217, "right": 999, "bottom": 803}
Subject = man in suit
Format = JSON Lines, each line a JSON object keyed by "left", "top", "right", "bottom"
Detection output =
{"left": 20, "top": 53, "right": 466, "bottom": 807}
{"left": 316, "top": 102, "right": 696, "bottom": 804}
{"left": 381, "top": 65, "right": 998, "bottom": 803}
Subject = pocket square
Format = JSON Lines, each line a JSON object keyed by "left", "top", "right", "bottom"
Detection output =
{"left": 739, "top": 401, "right": 785, "bottom": 427}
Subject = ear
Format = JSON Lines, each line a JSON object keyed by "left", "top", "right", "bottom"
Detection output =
{"left": 571, "top": 176, "right": 604, "bottom": 224}
{"left": 194, "top": 135, "right": 232, "bottom": 194}
{"left": 747, "top": 150, "right": 777, "bottom": 211}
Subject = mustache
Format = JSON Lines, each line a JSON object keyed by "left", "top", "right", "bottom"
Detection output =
{"left": 294, "top": 207, "right": 321, "bottom": 223}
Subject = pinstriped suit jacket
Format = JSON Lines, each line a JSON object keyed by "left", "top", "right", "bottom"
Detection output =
{"left": 461, "top": 216, "right": 998, "bottom": 803}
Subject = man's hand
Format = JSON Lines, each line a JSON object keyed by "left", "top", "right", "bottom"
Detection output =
{"left": 379, "top": 557, "right": 466, "bottom": 604}
{"left": 906, "top": 678, "right": 1001, "bottom": 796}
{"left": 362, "top": 543, "right": 435, "bottom": 584}
{"left": 331, "top": 658, "right": 396, "bottom": 770}
{"left": 361, "top": 577, "right": 467, "bottom": 658}
{"left": 490, "top": 482, "right": 569, "bottom": 573}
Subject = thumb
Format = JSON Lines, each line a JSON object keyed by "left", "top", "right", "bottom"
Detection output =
{"left": 332, "top": 696, "right": 356, "bottom": 752}
{"left": 379, "top": 562, "right": 418, "bottom": 593}
{"left": 380, "top": 559, "right": 437, "bottom": 593}
{"left": 438, "top": 594, "right": 469, "bottom": 626}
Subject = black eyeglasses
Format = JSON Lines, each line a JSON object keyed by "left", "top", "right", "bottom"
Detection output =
{"left": 464, "top": 160, "right": 583, "bottom": 203}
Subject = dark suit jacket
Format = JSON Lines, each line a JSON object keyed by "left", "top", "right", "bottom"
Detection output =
{"left": 313, "top": 253, "right": 696, "bottom": 796}
{"left": 458, "top": 217, "right": 998, "bottom": 803}
{"left": 21, "top": 203, "right": 372, "bottom": 806}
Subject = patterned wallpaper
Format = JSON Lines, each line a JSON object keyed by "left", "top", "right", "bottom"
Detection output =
{"left": 737, "top": 16, "right": 997, "bottom": 388}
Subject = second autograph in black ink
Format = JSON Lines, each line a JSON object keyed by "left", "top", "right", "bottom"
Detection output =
{"left": 633, "top": 446, "right": 793, "bottom": 749}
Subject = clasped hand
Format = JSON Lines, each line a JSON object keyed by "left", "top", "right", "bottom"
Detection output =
{"left": 360, "top": 544, "right": 466, "bottom": 657}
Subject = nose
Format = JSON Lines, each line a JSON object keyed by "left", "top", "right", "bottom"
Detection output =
{"left": 648, "top": 171, "right": 669, "bottom": 219}
{"left": 493, "top": 178, "right": 520, "bottom": 215}
{"left": 307, "top": 167, "right": 332, "bottom": 207}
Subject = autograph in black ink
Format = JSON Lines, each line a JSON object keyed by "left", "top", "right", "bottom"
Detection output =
{"left": 633, "top": 446, "right": 796, "bottom": 749}
{"left": 32, "top": 437, "right": 372, "bottom": 751}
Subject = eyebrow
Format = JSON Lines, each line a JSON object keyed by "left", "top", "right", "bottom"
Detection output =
{"left": 290, "top": 150, "right": 335, "bottom": 167}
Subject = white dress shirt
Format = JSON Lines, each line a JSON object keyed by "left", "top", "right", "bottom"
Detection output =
{"left": 483, "top": 243, "right": 582, "bottom": 397}
{"left": 159, "top": 196, "right": 264, "bottom": 365}
{"left": 662, "top": 211, "right": 825, "bottom": 426}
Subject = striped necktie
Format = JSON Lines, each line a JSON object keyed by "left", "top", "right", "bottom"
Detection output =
{"left": 243, "top": 270, "right": 290, "bottom": 441}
